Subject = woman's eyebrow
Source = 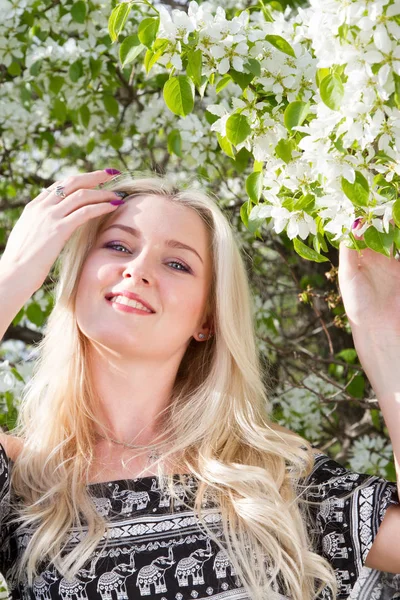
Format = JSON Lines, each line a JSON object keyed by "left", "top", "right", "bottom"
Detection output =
{"left": 101, "top": 224, "right": 203, "bottom": 264}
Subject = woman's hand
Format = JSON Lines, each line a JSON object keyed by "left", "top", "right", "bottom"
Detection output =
{"left": 338, "top": 230, "right": 400, "bottom": 342}
{"left": 0, "top": 170, "right": 125, "bottom": 295}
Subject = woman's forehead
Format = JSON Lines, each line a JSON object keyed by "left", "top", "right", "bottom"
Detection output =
{"left": 101, "top": 195, "right": 209, "bottom": 240}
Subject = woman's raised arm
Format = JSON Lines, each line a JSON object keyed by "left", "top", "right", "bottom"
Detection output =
{"left": 0, "top": 169, "right": 126, "bottom": 342}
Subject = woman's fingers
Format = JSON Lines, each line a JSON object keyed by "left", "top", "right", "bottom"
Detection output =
{"left": 31, "top": 170, "right": 120, "bottom": 207}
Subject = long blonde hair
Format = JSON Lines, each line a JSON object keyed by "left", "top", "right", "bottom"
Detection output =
{"left": 6, "top": 170, "right": 338, "bottom": 599}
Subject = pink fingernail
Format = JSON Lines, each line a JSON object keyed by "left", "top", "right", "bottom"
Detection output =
{"left": 110, "top": 199, "right": 125, "bottom": 206}
{"left": 352, "top": 218, "right": 362, "bottom": 230}
{"left": 104, "top": 168, "right": 121, "bottom": 175}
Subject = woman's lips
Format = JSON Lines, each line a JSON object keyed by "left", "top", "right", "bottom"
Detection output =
{"left": 105, "top": 298, "right": 154, "bottom": 315}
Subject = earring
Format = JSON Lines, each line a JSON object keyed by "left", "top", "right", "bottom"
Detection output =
{"left": 198, "top": 333, "right": 206, "bottom": 339}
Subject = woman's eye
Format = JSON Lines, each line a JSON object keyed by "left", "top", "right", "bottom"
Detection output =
{"left": 104, "top": 243, "right": 191, "bottom": 273}
{"left": 105, "top": 242, "right": 129, "bottom": 253}
{"left": 168, "top": 261, "right": 190, "bottom": 273}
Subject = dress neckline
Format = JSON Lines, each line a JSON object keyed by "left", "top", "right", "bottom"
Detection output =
{"left": 3, "top": 455, "right": 193, "bottom": 490}
{"left": 0, "top": 442, "right": 194, "bottom": 489}
{"left": 86, "top": 472, "right": 193, "bottom": 488}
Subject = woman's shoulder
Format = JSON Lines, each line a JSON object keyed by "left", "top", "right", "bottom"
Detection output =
{"left": 0, "top": 433, "right": 23, "bottom": 462}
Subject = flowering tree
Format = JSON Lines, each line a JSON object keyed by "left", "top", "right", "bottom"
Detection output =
{"left": 109, "top": 0, "right": 400, "bottom": 262}
{"left": 1, "top": 0, "right": 400, "bottom": 593}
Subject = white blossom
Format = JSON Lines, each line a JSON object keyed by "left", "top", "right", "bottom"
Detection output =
{"left": 209, "top": 38, "right": 248, "bottom": 74}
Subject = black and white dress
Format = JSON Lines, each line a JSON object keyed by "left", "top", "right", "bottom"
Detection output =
{"left": 0, "top": 442, "right": 399, "bottom": 600}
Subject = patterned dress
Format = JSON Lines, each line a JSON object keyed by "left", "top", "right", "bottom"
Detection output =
{"left": 1, "top": 442, "right": 399, "bottom": 600}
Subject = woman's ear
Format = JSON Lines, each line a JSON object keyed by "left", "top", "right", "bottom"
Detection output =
{"left": 195, "top": 315, "right": 214, "bottom": 340}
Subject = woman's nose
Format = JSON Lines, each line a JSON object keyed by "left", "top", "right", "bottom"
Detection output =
{"left": 122, "top": 254, "right": 153, "bottom": 285}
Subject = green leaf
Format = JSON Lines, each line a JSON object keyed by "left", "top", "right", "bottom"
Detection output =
{"left": 226, "top": 113, "right": 251, "bottom": 146}
{"left": 89, "top": 57, "right": 102, "bottom": 79}
{"left": 49, "top": 76, "right": 64, "bottom": 95}
{"left": 79, "top": 104, "right": 90, "bottom": 128}
{"left": 26, "top": 302, "right": 45, "bottom": 327}
{"left": 338, "top": 23, "right": 349, "bottom": 40}
{"left": 258, "top": 2, "right": 273, "bottom": 21}
{"left": 30, "top": 60, "right": 41, "bottom": 77}
{"left": 243, "top": 58, "right": 261, "bottom": 76}
{"left": 292, "top": 194, "right": 314, "bottom": 211}
{"left": 265, "top": 34, "right": 295, "bottom": 58}
{"left": 316, "top": 67, "right": 330, "bottom": 87}
{"left": 41, "top": 131, "right": 55, "bottom": 147}
{"left": 119, "top": 35, "right": 145, "bottom": 67}
{"left": 103, "top": 95, "right": 119, "bottom": 117}
{"left": 143, "top": 42, "right": 169, "bottom": 74}
{"left": 167, "top": 129, "right": 182, "bottom": 157}
{"left": 393, "top": 72, "right": 400, "bottom": 108}
{"left": 336, "top": 348, "right": 357, "bottom": 364}
{"left": 317, "top": 232, "right": 328, "bottom": 253}
{"left": 198, "top": 74, "right": 208, "bottom": 98}
{"left": 71, "top": 1, "right": 87, "bottom": 23}
{"left": 346, "top": 373, "right": 365, "bottom": 398}
{"left": 370, "top": 408, "right": 381, "bottom": 430}
{"left": 313, "top": 233, "right": 321, "bottom": 254}
{"left": 385, "top": 461, "right": 396, "bottom": 482}
{"left": 216, "top": 74, "right": 232, "bottom": 93}
{"left": 69, "top": 59, "right": 83, "bottom": 82}
{"left": 275, "top": 138, "right": 293, "bottom": 163}
{"left": 229, "top": 69, "right": 254, "bottom": 90}
{"left": 393, "top": 224, "right": 400, "bottom": 250}
{"left": 293, "top": 238, "right": 330, "bottom": 262}
{"left": 240, "top": 200, "right": 251, "bottom": 228}
{"left": 7, "top": 61, "right": 21, "bottom": 76}
{"left": 393, "top": 198, "right": 400, "bottom": 229}
{"left": 109, "top": 131, "right": 124, "bottom": 150}
{"left": 138, "top": 17, "right": 160, "bottom": 48}
{"left": 364, "top": 227, "right": 393, "bottom": 257}
{"left": 379, "top": 185, "right": 397, "bottom": 200}
{"left": 108, "top": 2, "right": 132, "bottom": 42}
{"left": 216, "top": 133, "right": 235, "bottom": 158}
{"left": 12, "top": 306, "right": 25, "bottom": 327}
{"left": 284, "top": 101, "right": 309, "bottom": 132}
{"left": 163, "top": 75, "right": 194, "bottom": 117}
{"left": 51, "top": 98, "right": 67, "bottom": 123}
{"left": 10, "top": 366, "right": 25, "bottom": 383}
{"left": 320, "top": 74, "right": 344, "bottom": 111}
{"left": 232, "top": 147, "right": 251, "bottom": 173}
{"left": 86, "top": 138, "right": 96, "bottom": 155}
{"left": 186, "top": 48, "right": 202, "bottom": 88}
{"left": 246, "top": 171, "right": 263, "bottom": 203}
{"left": 341, "top": 171, "right": 369, "bottom": 207}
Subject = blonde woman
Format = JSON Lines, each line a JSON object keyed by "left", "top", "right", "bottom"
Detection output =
{"left": 0, "top": 169, "right": 399, "bottom": 600}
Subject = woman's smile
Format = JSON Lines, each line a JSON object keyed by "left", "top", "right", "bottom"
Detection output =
{"left": 105, "top": 297, "right": 155, "bottom": 315}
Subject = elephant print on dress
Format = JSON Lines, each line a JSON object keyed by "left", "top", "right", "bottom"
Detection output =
{"left": 170, "top": 483, "right": 188, "bottom": 508}
{"left": 213, "top": 550, "right": 237, "bottom": 579}
{"left": 92, "top": 496, "right": 112, "bottom": 517}
{"left": 150, "top": 479, "right": 170, "bottom": 509}
{"left": 59, "top": 557, "right": 98, "bottom": 600}
{"left": 136, "top": 546, "right": 175, "bottom": 596}
{"left": 97, "top": 551, "right": 136, "bottom": 600}
{"left": 33, "top": 567, "right": 58, "bottom": 600}
{"left": 175, "top": 539, "right": 213, "bottom": 586}
{"left": 111, "top": 484, "right": 150, "bottom": 514}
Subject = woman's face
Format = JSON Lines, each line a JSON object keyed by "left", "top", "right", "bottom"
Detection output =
{"left": 75, "top": 194, "right": 213, "bottom": 360}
